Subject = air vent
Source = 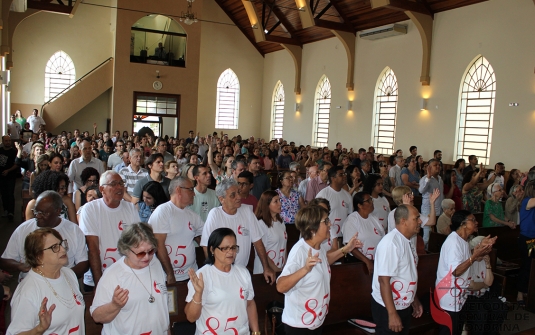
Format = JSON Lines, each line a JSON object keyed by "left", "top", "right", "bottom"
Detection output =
{"left": 359, "top": 24, "right": 407, "bottom": 40}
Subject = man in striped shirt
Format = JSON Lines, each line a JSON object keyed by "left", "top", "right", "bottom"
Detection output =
{"left": 118, "top": 148, "right": 148, "bottom": 203}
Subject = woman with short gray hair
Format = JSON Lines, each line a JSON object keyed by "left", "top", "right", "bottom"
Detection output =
{"left": 91, "top": 222, "right": 170, "bottom": 334}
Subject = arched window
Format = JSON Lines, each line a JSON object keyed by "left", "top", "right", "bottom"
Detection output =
{"left": 372, "top": 67, "right": 398, "bottom": 154}
{"left": 216, "top": 69, "right": 240, "bottom": 129}
{"left": 312, "top": 75, "right": 331, "bottom": 147}
{"left": 44, "top": 51, "right": 75, "bottom": 102}
{"left": 455, "top": 56, "right": 496, "bottom": 166}
{"left": 271, "top": 81, "right": 285, "bottom": 140}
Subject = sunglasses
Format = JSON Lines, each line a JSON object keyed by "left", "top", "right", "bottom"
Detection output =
{"left": 129, "top": 248, "right": 156, "bottom": 259}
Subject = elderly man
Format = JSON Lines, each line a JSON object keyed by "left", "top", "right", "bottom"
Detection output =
{"left": 419, "top": 159, "right": 444, "bottom": 248}
{"left": 372, "top": 205, "right": 423, "bottom": 335}
{"left": 248, "top": 155, "right": 270, "bottom": 199}
{"left": 188, "top": 165, "right": 220, "bottom": 222}
{"left": 0, "top": 191, "right": 88, "bottom": 279}
{"left": 231, "top": 159, "right": 247, "bottom": 180}
{"left": 316, "top": 165, "right": 353, "bottom": 248}
{"left": 113, "top": 150, "right": 130, "bottom": 172}
{"left": 305, "top": 161, "right": 332, "bottom": 202}
{"left": 79, "top": 171, "right": 139, "bottom": 289}
{"left": 149, "top": 177, "right": 203, "bottom": 284}
{"left": 106, "top": 139, "right": 125, "bottom": 170}
{"left": 132, "top": 153, "right": 171, "bottom": 203}
{"left": 68, "top": 139, "right": 105, "bottom": 195}
{"left": 200, "top": 179, "right": 275, "bottom": 284}
{"left": 390, "top": 156, "right": 404, "bottom": 187}
{"left": 298, "top": 165, "right": 318, "bottom": 203}
{"left": 119, "top": 148, "right": 148, "bottom": 202}
{"left": 26, "top": 109, "right": 46, "bottom": 132}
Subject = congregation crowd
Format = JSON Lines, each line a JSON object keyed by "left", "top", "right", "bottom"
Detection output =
{"left": 1, "top": 108, "right": 535, "bottom": 335}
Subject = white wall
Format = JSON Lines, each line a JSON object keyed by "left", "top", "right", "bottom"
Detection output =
{"left": 197, "top": 0, "right": 264, "bottom": 138}
{"left": 261, "top": 0, "right": 535, "bottom": 170}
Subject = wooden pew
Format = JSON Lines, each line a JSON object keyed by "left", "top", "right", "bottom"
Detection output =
{"left": 428, "top": 232, "right": 447, "bottom": 254}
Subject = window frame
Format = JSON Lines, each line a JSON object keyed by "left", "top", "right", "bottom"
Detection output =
{"left": 133, "top": 91, "right": 180, "bottom": 138}
{"left": 371, "top": 67, "right": 399, "bottom": 155}
{"left": 312, "top": 75, "right": 332, "bottom": 148}
{"left": 44, "top": 50, "right": 75, "bottom": 103}
{"left": 215, "top": 68, "right": 240, "bottom": 130}
{"left": 271, "top": 81, "right": 285, "bottom": 140}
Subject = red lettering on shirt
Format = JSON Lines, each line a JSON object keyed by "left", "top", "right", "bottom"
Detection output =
{"left": 154, "top": 281, "right": 161, "bottom": 293}
{"left": 188, "top": 221, "right": 192, "bottom": 230}
{"left": 238, "top": 225, "right": 243, "bottom": 235}
{"left": 118, "top": 221, "right": 123, "bottom": 231}
{"left": 239, "top": 287, "right": 244, "bottom": 299}
{"left": 68, "top": 325, "right": 80, "bottom": 334}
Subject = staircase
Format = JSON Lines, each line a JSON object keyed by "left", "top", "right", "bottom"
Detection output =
{"left": 42, "top": 57, "right": 114, "bottom": 130}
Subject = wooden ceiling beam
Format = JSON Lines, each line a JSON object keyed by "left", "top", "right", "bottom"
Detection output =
{"left": 294, "top": 0, "right": 315, "bottom": 28}
{"left": 314, "top": 19, "right": 355, "bottom": 33}
{"left": 265, "top": 35, "right": 302, "bottom": 46}
{"left": 264, "top": 0, "right": 298, "bottom": 37}
{"left": 330, "top": 0, "right": 356, "bottom": 28}
{"left": 242, "top": 0, "right": 266, "bottom": 42}
{"left": 371, "top": 0, "right": 432, "bottom": 16}
{"left": 214, "top": 0, "right": 265, "bottom": 56}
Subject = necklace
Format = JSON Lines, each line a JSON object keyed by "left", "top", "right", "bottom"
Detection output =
{"left": 127, "top": 261, "right": 155, "bottom": 303}
{"left": 37, "top": 268, "right": 81, "bottom": 308}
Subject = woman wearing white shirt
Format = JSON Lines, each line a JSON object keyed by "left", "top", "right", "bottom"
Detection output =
{"left": 276, "top": 206, "right": 361, "bottom": 334}
{"left": 254, "top": 190, "right": 287, "bottom": 273}
{"left": 186, "top": 228, "right": 260, "bottom": 335}
{"left": 363, "top": 174, "right": 390, "bottom": 231}
{"left": 435, "top": 210, "right": 495, "bottom": 335}
{"left": 342, "top": 192, "right": 385, "bottom": 275}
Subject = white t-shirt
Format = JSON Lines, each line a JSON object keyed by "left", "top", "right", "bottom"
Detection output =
{"left": 372, "top": 196, "right": 390, "bottom": 231}
{"left": 253, "top": 219, "right": 287, "bottom": 274}
{"left": 467, "top": 260, "right": 489, "bottom": 297}
{"left": 186, "top": 264, "right": 254, "bottom": 335}
{"left": 488, "top": 173, "right": 504, "bottom": 188}
{"left": 278, "top": 238, "right": 331, "bottom": 330}
{"left": 316, "top": 186, "right": 353, "bottom": 240}
{"left": 200, "top": 206, "right": 263, "bottom": 267}
{"left": 342, "top": 211, "right": 385, "bottom": 260}
{"left": 1, "top": 218, "right": 88, "bottom": 281}
{"left": 435, "top": 232, "right": 471, "bottom": 312}
{"left": 148, "top": 201, "right": 204, "bottom": 281}
{"left": 8, "top": 268, "right": 85, "bottom": 335}
{"left": 372, "top": 229, "right": 418, "bottom": 310}
{"left": 91, "top": 256, "right": 169, "bottom": 335}
{"left": 387, "top": 208, "right": 428, "bottom": 266}
{"left": 79, "top": 198, "right": 139, "bottom": 286}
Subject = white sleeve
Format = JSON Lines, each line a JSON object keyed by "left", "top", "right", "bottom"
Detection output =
{"left": 200, "top": 211, "right": 217, "bottom": 247}
{"left": 79, "top": 204, "right": 98, "bottom": 236}
{"left": 148, "top": 207, "right": 170, "bottom": 234}
{"left": 72, "top": 225, "right": 89, "bottom": 262}
{"left": 193, "top": 213, "right": 204, "bottom": 237}
{"left": 90, "top": 272, "right": 115, "bottom": 314}
{"left": 418, "top": 176, "right": 429, "bottom": 194}
{"left": 7, "top": 291, "right": 40, "bottom": 334}
{"left": 249, "top": 212, "right": 263, "bottom": 243}
{"left": 342, "top": 215, "right": 358, "bottom": 244}
{"left": 1, "top": 228, "right": 23, "bottom": 261}
{"left": 375, "top": 242, "right": 400, "bottom": 277}
{"left": 389, "top": 168, "right": 396, "bottom": 178}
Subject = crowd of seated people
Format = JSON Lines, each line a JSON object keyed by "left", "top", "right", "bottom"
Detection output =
{"left": 1, "top": 112, "right": 535, "bottom": 334}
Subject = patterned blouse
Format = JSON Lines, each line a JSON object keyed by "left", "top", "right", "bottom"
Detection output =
{"left": 462, "top": 187, "right": 483, "bottom": 213}
{"left": 276, "top": 188, "right": 300, "bottom": 224}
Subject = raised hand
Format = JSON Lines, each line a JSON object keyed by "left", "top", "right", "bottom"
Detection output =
{"left": 111, "top": 285, "right": 129, "bottom": 308}
{"left": 430, "top": 188, "right": 441, "bottom": 204}
{"left": 345, "top": 233, "right": 363, "bottom": 252}
{"left": 402, "top": 193, "right": 412, "bottom": 205}
{"left": 36, "top": 297, "right": 56, "bottom": 333}
{"left": 304, "top": 248, "right": 321, "bottom": 273}
{"left": 188, "top": 268, "right": 204, "bottom": 294}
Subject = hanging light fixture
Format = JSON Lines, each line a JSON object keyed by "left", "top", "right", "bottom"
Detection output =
{"left": 179, "top": 0, "right": 198, "bottom": 25}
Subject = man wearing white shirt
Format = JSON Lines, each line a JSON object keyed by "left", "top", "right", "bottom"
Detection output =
{"left": 26, "top": 109, "right": 46, "bottom": 132}
{"left": 200, "top": 178, "right": 275, "bottom": 284}
{"left": 68, "top": 139, "right": 105, "bottom": 194}
{"left": 372, "top": 204, "right": 423, "bottom": 335}
{"left": 7, "top": 115, "right": 21, "bottom": 141}
{"left": 0, "top": 191, "right": 88, "bottom": 279}
{"left": 316, "top": 165, "right": 353, "bottom": 248}
{"left": 79, "top": 171, "right": 139, "bottom": 289}
{"left": 488, "top": 162, "right": 505, "bottom": 188}
{"left": 150, "top": 177, "right": 203, "bottom": 284}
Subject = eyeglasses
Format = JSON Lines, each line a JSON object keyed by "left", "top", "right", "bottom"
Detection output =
{"left": 363, "top": 198, "right": 373, "bottom": 203}
{"left": 102, "top": 181, "right": 125, "bottom": 188}
{"left": 216, "top": 245, "right": 240, "bottom": 253}
{"left": 32, "top": 209, "right": 51, "bottom": 218}
{"left": 179, "top": 186, "right": 194, "bottom": 192}
{"left": 129, "top": 248, "right": 156, "bottom": 259}
{"left": 43, "top": 239, "right": 69, "bottom": 253}
{"left": 320, "top": 218, "right": 331, "bottom": 226}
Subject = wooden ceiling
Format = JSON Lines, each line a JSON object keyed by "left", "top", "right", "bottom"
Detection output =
{"left": 213, "top": 0, "right": 488, "bottom": 55}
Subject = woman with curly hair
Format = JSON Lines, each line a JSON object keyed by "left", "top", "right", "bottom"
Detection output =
{"left": 74, "top": 167, "right": 100, "bottom": 211}
{"left": 25, "top": 170, "right": 77, "bottom": 223}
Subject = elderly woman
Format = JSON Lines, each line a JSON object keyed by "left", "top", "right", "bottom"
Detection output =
{"left": 463, "top": 236, "right": 508, "bottom": 335}
{"left": 277, "top": 171, "right": 304, "bottom": 224}
{"left": 164, "top": 160, "right": 179, "bottom": 180}
{"left": 505, "top": 184, "right": 524, "bottom": 226}
{"left": 363, "top": 174, "right": 390, "bottom": 230}
{"left": 277, "top": 206, "right": 360, "bottom": 334}
{"left": 254, "top": 191, "right": 287, "bottom": 274}
{"left": 437, "top": 199, "right": 455, "bottom": 235}
{"left": 342, "top": 192, "right": 385, "bottom": 274}
{"left": 74, "top": 167, "right": 100, "bottom": 211}
{"left": 91, "top": 222, "right": 170, "bottom": 334}
{"left": 483, "top": 183, "right": 515, "bottom": 228}
{"left": 8, "top": 228, "right": 85, "bottom": 335}
{"left": 26, "top": 170, "right": 77, "bottom": 224}
{"left": 435, "top": 210, "right": 495, "bottom": 335}
{"left": 186, "top": 228, "right": 260, "bottom": 335}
